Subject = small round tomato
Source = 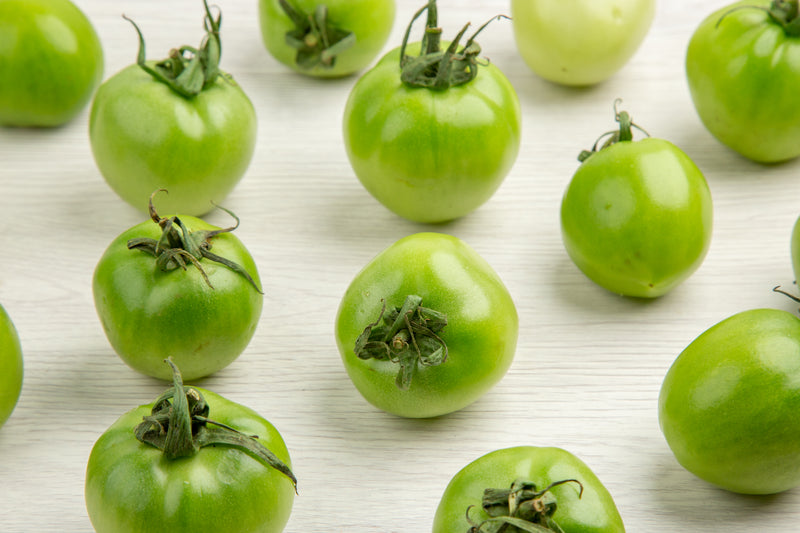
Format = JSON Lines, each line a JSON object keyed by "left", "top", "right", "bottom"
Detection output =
{"left": 0, "top": 0, "right": 103, "bottom": 127}
{"left": 560, "top": 102, "right": 713, "bottom": 298}
{"left": 86, "top": 360, "right": 296, "bottom": 533}
{"left": 89, "top": 0, "right": 256, "bottom": 216}
{"left": 686, "top": 0, "right": 800, "bottom": 163}
{"left": 335, "top": 232, "right": 518, "bottom": 418}
{"left": 659, "top": 308, "right": 800, "bottom": 494}
{"left": 92, "top": 193, "right": 263, "bottom": 381}
{"left": 0, "top": 303, "right": 22, "bottom": 428}
{"left": 432, "top": 446, "right": 625, "bottom": 533}
{"left": 342, "top": 1, "right": 521, "bottom": 223}
{"left": 258, "top": 0, "right": 395, "bottom": 77}
{"left": 510, "top": 0, "right": 655, "bottom": 86}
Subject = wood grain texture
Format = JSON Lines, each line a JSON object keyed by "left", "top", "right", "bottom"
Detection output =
{"left": 2, "top": 0, "right": 799, "bottom": 531}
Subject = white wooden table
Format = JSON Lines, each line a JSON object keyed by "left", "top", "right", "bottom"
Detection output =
{"left": 2, "top": 1, "right": 799, "bottom": 531}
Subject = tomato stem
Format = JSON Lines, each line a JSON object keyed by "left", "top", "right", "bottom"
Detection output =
{"left": 399, "top": 0, "right": 508, "bottom": 90}
{"left": 127, "top": 190, "right": 262, "bottom": 293}
{"left": 578, "top": 99, "right": 650, "bottom": 162}
{"left": 278, "top": 0, "right": 355, "bottom": 70}
{"left": 466, "top": 478, "right": 584, "bottom": 532}
{"left": 123, "top": 0, "right": 224, "bottom": 98}
{"left": 135, "top": 358, "right": 298, "bottom": 492}
{"left": 354, "top": 295, "right": 448, "bottom": 390}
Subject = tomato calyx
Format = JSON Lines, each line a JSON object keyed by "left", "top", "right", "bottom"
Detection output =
{"left": 354, "top": 295, "right": 448, "bottom": 390}
{"left": 399, "top": 0, "right": 508, "bottom": 90}
{"left": 134, "top": 358, "right": 298, "bottom": 492}
{"left": 278, "top": 0, "right": 356, "bottom": 70}
{"left": 466, "top": 478, "right": 584, "bottom": 533}
{"left": 123, "top": 0, "right": 225, "bottom": 98}
{"left": 578, "top": 99, "right": 650, "bottom": 163}
{"left": 717, "top": 0, "right": 800, "bottom": 36}
{"left": 127, "top": 190, "right": 262, "bottom": 293}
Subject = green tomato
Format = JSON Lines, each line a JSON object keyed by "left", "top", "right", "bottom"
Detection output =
{"left": 659, "top": 308, "right": 800, "bottom": 494}
{"left": 433, "top": 446, "right": 625, "bottom": 533}
{"left": 686, "top": 0, "right": 800, "bottom": 163}
{"left": 335, "top": 232, "right": 518, "bottom": 418}
{"left": 0, "top": 0, "right": 103, "bottom": 127}
{"left": 258, "top": 0, "right": 395, "bottom": 77}
{"left": 560, "top": 104, "right": 713, "bottom": 298}
{"left": 0, "top": 303, "right": 22, "bottom": 428}
{"left": 342, "top": 1, "right": 521, "bottom": 223}
{"left": 92, "top": 196, "right": 262, "bottom": 381}
{"left": 510, "top": 0, "right": 655, "bottom": 86}
{"left": 89, "top": 1, "right": 256, "bottom": 216}
{"left": 86, "top": 360, "right": 296, "bottom": 533}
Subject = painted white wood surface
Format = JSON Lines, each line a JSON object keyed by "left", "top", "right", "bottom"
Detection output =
{"left": 2, "top": 1, "right": 799, "bottom": 531}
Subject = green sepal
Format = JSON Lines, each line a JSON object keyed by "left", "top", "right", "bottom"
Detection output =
{"left": 354, "top": 295, "right": 448, "bottom": 390}
{"left": 127, "top": 190, "right": 262, "bottom": 293}
{"left": 123, "top": 0, "right": 224, "bottom": 98}
{"left": 279, "top": 0, "right": 355, "bottom": 70}
{"left": 134, "top": 358, "right": 298, "bottom": 492}
{"left": 466, "top": 478, "right": 583, "bottom": 533}
{"left": 578, "top": 99, "right": 649, "bottom": 163}
{"left": 399, "top": 0, "right": 508, "bottom": 90}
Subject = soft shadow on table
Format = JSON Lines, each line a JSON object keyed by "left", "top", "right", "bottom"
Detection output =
{"left": 646, "top": 452, "right": 792, "bottom": 529}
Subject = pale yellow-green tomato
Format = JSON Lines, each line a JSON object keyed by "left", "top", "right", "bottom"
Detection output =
{"left": 511, "top": 0, "right": 655, "bottom": 86}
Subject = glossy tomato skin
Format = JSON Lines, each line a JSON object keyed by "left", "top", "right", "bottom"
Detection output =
{"left": 0, "top": 304, "right": 22, "bottom": 428}
{"left": 659, "top": 309, "right": 800, "bottom": 494}
{"left": 510, "top": 0, "right": 654, "bottom": 86}
{"left": 560, "top": 138, "right": 712, "bottom": 298}
{"left": 89, "top": 63, "right": 256, "bottom": 216}
{"left": 85, "top": 387, "right": 294, "bottom": 533}
{"left": 0, "top": 0, "right": 103, "bottom": 127}
{"left": 335, "top": 233, "right": 518, "bottom": 418}
{"left": 92, "top": 216, "right": 262, "bottom": 381}
{"left": 343, "top": 45, "right": 521, "bottom": 223}
{"left": 258, "top": 0, "right": 395, "bottom": 77}
{"left": 433, "top": 446, "right": 625, "bottom": 533}
{"left": 686, "top": 1, "right": 800, "bottom": 163}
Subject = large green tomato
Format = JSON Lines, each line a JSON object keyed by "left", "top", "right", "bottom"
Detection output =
{"left": 510, "top": 0, "right": 655, "bottom": 86}
{"left": 258, "top": 0, "right": 395, "bottom": 77}
{"left": 432, "top": 446, "right": 625, "bottom": 533}
{"left": 86, "top": 360, "right": 296, "bottom": 533}
{"left": 0, "top": 0, "right": 103, "bottom": 127}
{"left": 342, "top": 1, "right": 521, "bottom": 223}
{"left": 0, "top": 303, "right": 22, "bottom": 428}
{"left": 89, "top": 0, "right": 256, "bottom": 216}
{"left": 659, "top": 309, "right": 800, "bottom": 494}
{"left": 92, "top": 195, "right": 262, "bottom": 381}
{"left": 686, "top": 0, "right": 800, "bottom": 163}
{"left": 335, "top": 232, "right": 518, "bottom": 418}
{"left": 560, "top": 104, "right": 713, "bottom": 298}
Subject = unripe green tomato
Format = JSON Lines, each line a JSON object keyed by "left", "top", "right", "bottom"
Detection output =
{"left": 0, "top": 303, "right": 22, "bottom": 428}
{"left": 258, "top": 0, "right": 395, "bottom": 77}
{"left": 335, "top": 232, "right": 518, "bottom": 418}
{"left": 0, "top": 0, "right": 103, "bottom": 127}
{"left": 659, "top": 309, "right": 800, "bottom": 494}
{"left": 561, "top": 137, "right": 713, "bottom": 298}
{"left": 433, "top": 446, "right": 625, "bottom": 533}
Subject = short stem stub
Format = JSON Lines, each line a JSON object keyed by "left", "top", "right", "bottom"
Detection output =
{"left": 578, "top": 99, "right": 650, "bottom": 162}
{"left": 399, "top": 0, "right": 508, "bottom": 90}
{"left": 135, "top": 358, "right": 297, "bottom": 492}
{"left": 127, "top": 190, "right": 262, "bottom": 293}
{"left": 123, "top": 0, "right": 224, "bottom": 98}
{"left": 279, "top": 0, "right": 355, "bottom": 70}
{"left": 354, "top": 295, "right": 448, "bottom": 390}
{"left": 466, "top": 478, "right": 584, "bottom": 533}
